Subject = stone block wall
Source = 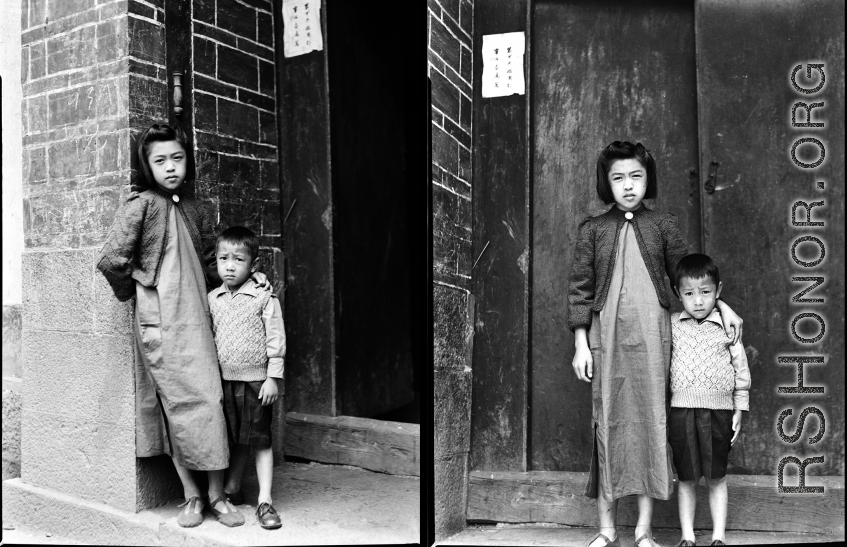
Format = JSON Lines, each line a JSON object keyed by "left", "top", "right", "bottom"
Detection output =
{"left": 429, "top": 0, "right": 475, "bottom": 540}
{"left": 191, "top": 0, "right": 282, "bottom": 287}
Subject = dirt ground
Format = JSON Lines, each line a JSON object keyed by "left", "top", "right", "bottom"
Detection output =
{"left": 2, "top": 461, "right": 419, "bottom": 545}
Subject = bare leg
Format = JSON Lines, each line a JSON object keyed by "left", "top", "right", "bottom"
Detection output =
{"left": 172, "top": 456, "right": 204, "bottom": 517}
{"left": 588, "top": 467, "right": 618, "bottom": 547}
{"left": 706, "top": 476, "right": 728, "bottom": 542}
{"left": 224, "top": 444, "right": 251, "bottom": 495}
{"left": 634, "top": 494, "right": 654, "bottom": 544}
{"left": 255, "top": 446, "right": 274, "bottom": 505}
{"left": 677, "top": 479, "right": 698, "bottom": 542}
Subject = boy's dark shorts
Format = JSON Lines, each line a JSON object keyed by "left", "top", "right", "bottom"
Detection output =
{"left": 669, "top": 407, "right": 734, "bottom": 482}
{"left": 222, "top": 380, "right": 273, "bottom": 448}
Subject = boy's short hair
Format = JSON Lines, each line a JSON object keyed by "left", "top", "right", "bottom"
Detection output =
{"left": 674, "top": 253, "right": 721, "bottom": 290}
{"left": 216, "top": 226, "right": 259, "bottom": 262}
{"left": 595, "top": 140, "right": 658, "bottom": 204}
{"left": 136, "top": 123, "right": 195, "bottom": 189}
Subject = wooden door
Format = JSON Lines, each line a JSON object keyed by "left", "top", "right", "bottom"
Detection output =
{"left": 695, "top": 0, "right": 844, "bottom": 475}
{"left": 530, "top": 0, "right": 701, "bottom": 471}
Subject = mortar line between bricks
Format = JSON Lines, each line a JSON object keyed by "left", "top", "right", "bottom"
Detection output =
{"left": 433, "top": 122, "right": 471, "bottom": 155}
{"left": 23, "top": 12, "right": 126, "bottom": 43}
{"left": 431, "top": 106, "right": 471, "bottom": 141}
{"left": 431, "top": 180, "right": 471, "bottom": 203}
{"left": 229, "top": 0, "right": 274, "bottom": 16}
{"left": 127, "top": 12, "right": 163, "bottom": 28}
{"left": 194, "top": 86, "right": 276, "bottom": 110}
{"left": 133, "top": 0, "right": 161, "bottom": 12}
{"left": 128, "top": 56, "right": 166, "bottom": 70}
{"left": 434, "top": 280, "right": 471, "bottom": 293}
{"left": 23, "top": 71, "right": 128, "bottom": 99}
{"left": 433, "top": 162, "right": 471, "bottom": 188}
{"left": 24, "top": 128, "right": 129, "bottom": 147}
{"left": 193, "top": 22, "right": 275, "bottom": 52}
{"left": 433, "top": 2, "right": 472, "bottom": 44}
{"left": 428, "top": 57, "right": 472, "bottom": 99}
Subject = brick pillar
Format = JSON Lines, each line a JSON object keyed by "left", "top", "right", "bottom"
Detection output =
{"left": 20, "top": 0, "right": 182, "bottom": 511}
{"left": 429, "top": 0, "right": 475, "bottom": 540}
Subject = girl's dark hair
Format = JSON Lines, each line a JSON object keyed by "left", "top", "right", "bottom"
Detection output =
{"left": 595, "top": 141, "right": 657, "bottom": 204}
{"left": 216, "top": 226, "right": 260, "bottom": 263}
{"left": 673, "top": 253, "right": 721, "bottom": 292}
{"left": 136, "top": 123, "right": 195, "bottom": 189}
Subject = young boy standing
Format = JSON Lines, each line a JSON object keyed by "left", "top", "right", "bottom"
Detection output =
{"left": 209, "top": 226, "right": 285, "bottom": 529}
{"left": 669, "top": 254, "right": 751, "bottom": 547}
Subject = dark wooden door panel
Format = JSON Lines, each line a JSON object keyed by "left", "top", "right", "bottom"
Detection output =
{"left": 695, "top": 0, "right": 844, "bottom": 475}
{"left": 530, "top": 0, "right": 700, "bottom": 471}
{"left": 470, "top": 0, "right": 531, "bottom": 472}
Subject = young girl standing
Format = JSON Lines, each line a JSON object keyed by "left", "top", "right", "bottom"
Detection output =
{"left": 97, "top": 123, "right": 266, "bottom": 528}
{"left": 568, "top": 141, "right": 743, "bottom": 547}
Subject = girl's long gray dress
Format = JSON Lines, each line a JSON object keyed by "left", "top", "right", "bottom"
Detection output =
{"left": 132, "top": 204, "right": 229, "bottom": 471}
{"left": 585, "top": 220, "right": 674, "bottom": 501}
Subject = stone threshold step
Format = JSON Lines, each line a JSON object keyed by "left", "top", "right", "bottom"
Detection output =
{"left": 439, "top": 524, "right": 840, "bottom": 546}
{"left": 468, "top": 471, "right": 844, "bottom": 535}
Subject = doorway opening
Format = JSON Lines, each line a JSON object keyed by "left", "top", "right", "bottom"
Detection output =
{"left": 326, "top": 0, "right": 418, "bottom": 423}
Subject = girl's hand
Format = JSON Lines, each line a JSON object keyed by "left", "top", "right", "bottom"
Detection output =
{"left": 258, "top": 378, "right": 279, "bottom": 406}
{"left": 250, "top": 271, "right": 272, "bottom": 292}
{"left": 572, "top": 327, "right": 593, "bottom": 382}
{"left": 731, "top": 409, "right": 743, "bottom": 445}
{"left": 716, "top": 300, "right": 743, "bottom": 345}
{"left": 572, "top": 345, "right": 593, "bottom": 382}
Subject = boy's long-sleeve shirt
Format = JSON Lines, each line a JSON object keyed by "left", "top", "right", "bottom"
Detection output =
{"left": 208, "top": 281, "right": 285, "bottom": 382}
{"left": 670, "top": 309, "right": 751, "bottom": 412}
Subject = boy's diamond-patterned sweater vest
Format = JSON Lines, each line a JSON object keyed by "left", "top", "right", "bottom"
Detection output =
{"left": 670, "top": 311, "right": 749, "bottom": 411}
{"left": 209, "top": 288, "right": 272, "bottom": 382}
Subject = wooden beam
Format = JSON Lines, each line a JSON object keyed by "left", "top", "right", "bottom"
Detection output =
{"left": 468, "top": 470, "right": 844, "bottom": 535}
{"left": 283, "top": 412, "right": 419, "bottom": 476}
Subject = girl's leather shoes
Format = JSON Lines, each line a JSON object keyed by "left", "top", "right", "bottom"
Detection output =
{"left": 257, "top": 502, "right": 282, "bottom": 529}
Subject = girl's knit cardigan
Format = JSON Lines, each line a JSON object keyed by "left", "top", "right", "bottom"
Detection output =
{"left": 96, "top": 185, "right": 220, "bottom": 301}
{"left": 567, "top": 204, "right": 688, "bottom": 331}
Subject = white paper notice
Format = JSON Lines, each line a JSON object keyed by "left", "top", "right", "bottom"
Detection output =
{"left": 482, "top": 32, "right": 525, "bottom": 98}
{"left": 282, "top": 0, "right": 323, "bottom": 58}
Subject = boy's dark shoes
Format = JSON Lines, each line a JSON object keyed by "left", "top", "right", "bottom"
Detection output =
{"left": 208, "top": 495, "right": 245, "bottom": 527}
{"left": 709, "top": 541, "right": 725, "bottom": 546}
{"left": 225, "top": 489, "right": 245, "bottom": 505}
{"left": 176, "top": 496, "right": 204, "bottom": 528}
{"left": 676, "top": 540, "right": 696, "bottom": 547}
{"left": 256, "top": 502, "right": 282, "bottom": 529}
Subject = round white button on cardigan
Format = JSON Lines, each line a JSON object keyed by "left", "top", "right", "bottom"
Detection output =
{"left": 625, "top": 211, "right": 633, "bottom": 220}
{"left": 172, "top": 194, "right": 180, "bottom": 203}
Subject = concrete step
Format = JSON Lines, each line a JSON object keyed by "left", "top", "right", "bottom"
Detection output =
{"left": 438, "top": 524, "right": 839, "bottom": 546}
{"left": 2, "top": 461, "right": 419, "bottom": 545}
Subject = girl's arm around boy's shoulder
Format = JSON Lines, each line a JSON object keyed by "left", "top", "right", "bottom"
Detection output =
{"left": 658, "top": 211, "right": 688, "bottom": 280}
{"left": 95, "top": 191, "right": 150, "bottom": 301}
{"left": 263, "top": 293, "right": 286, "bottom": 380}
{"left": 729, "top": 336, "right": 751, "bottom": 411}
{"left": 194, "top": 199, "right": 222, "bottom": 289}
{"left": 567, "top": 216, "right": 597, "bottom": 332}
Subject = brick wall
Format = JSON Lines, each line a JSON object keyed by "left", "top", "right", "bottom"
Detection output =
{"left": 19, "top": 0, "right": 182, "bottom": 512}
{"left": 192, "top": 0, "right": 281, "bottom": 285}
{"left": 428, "top": 0, "right": 475, "bottom": 540}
